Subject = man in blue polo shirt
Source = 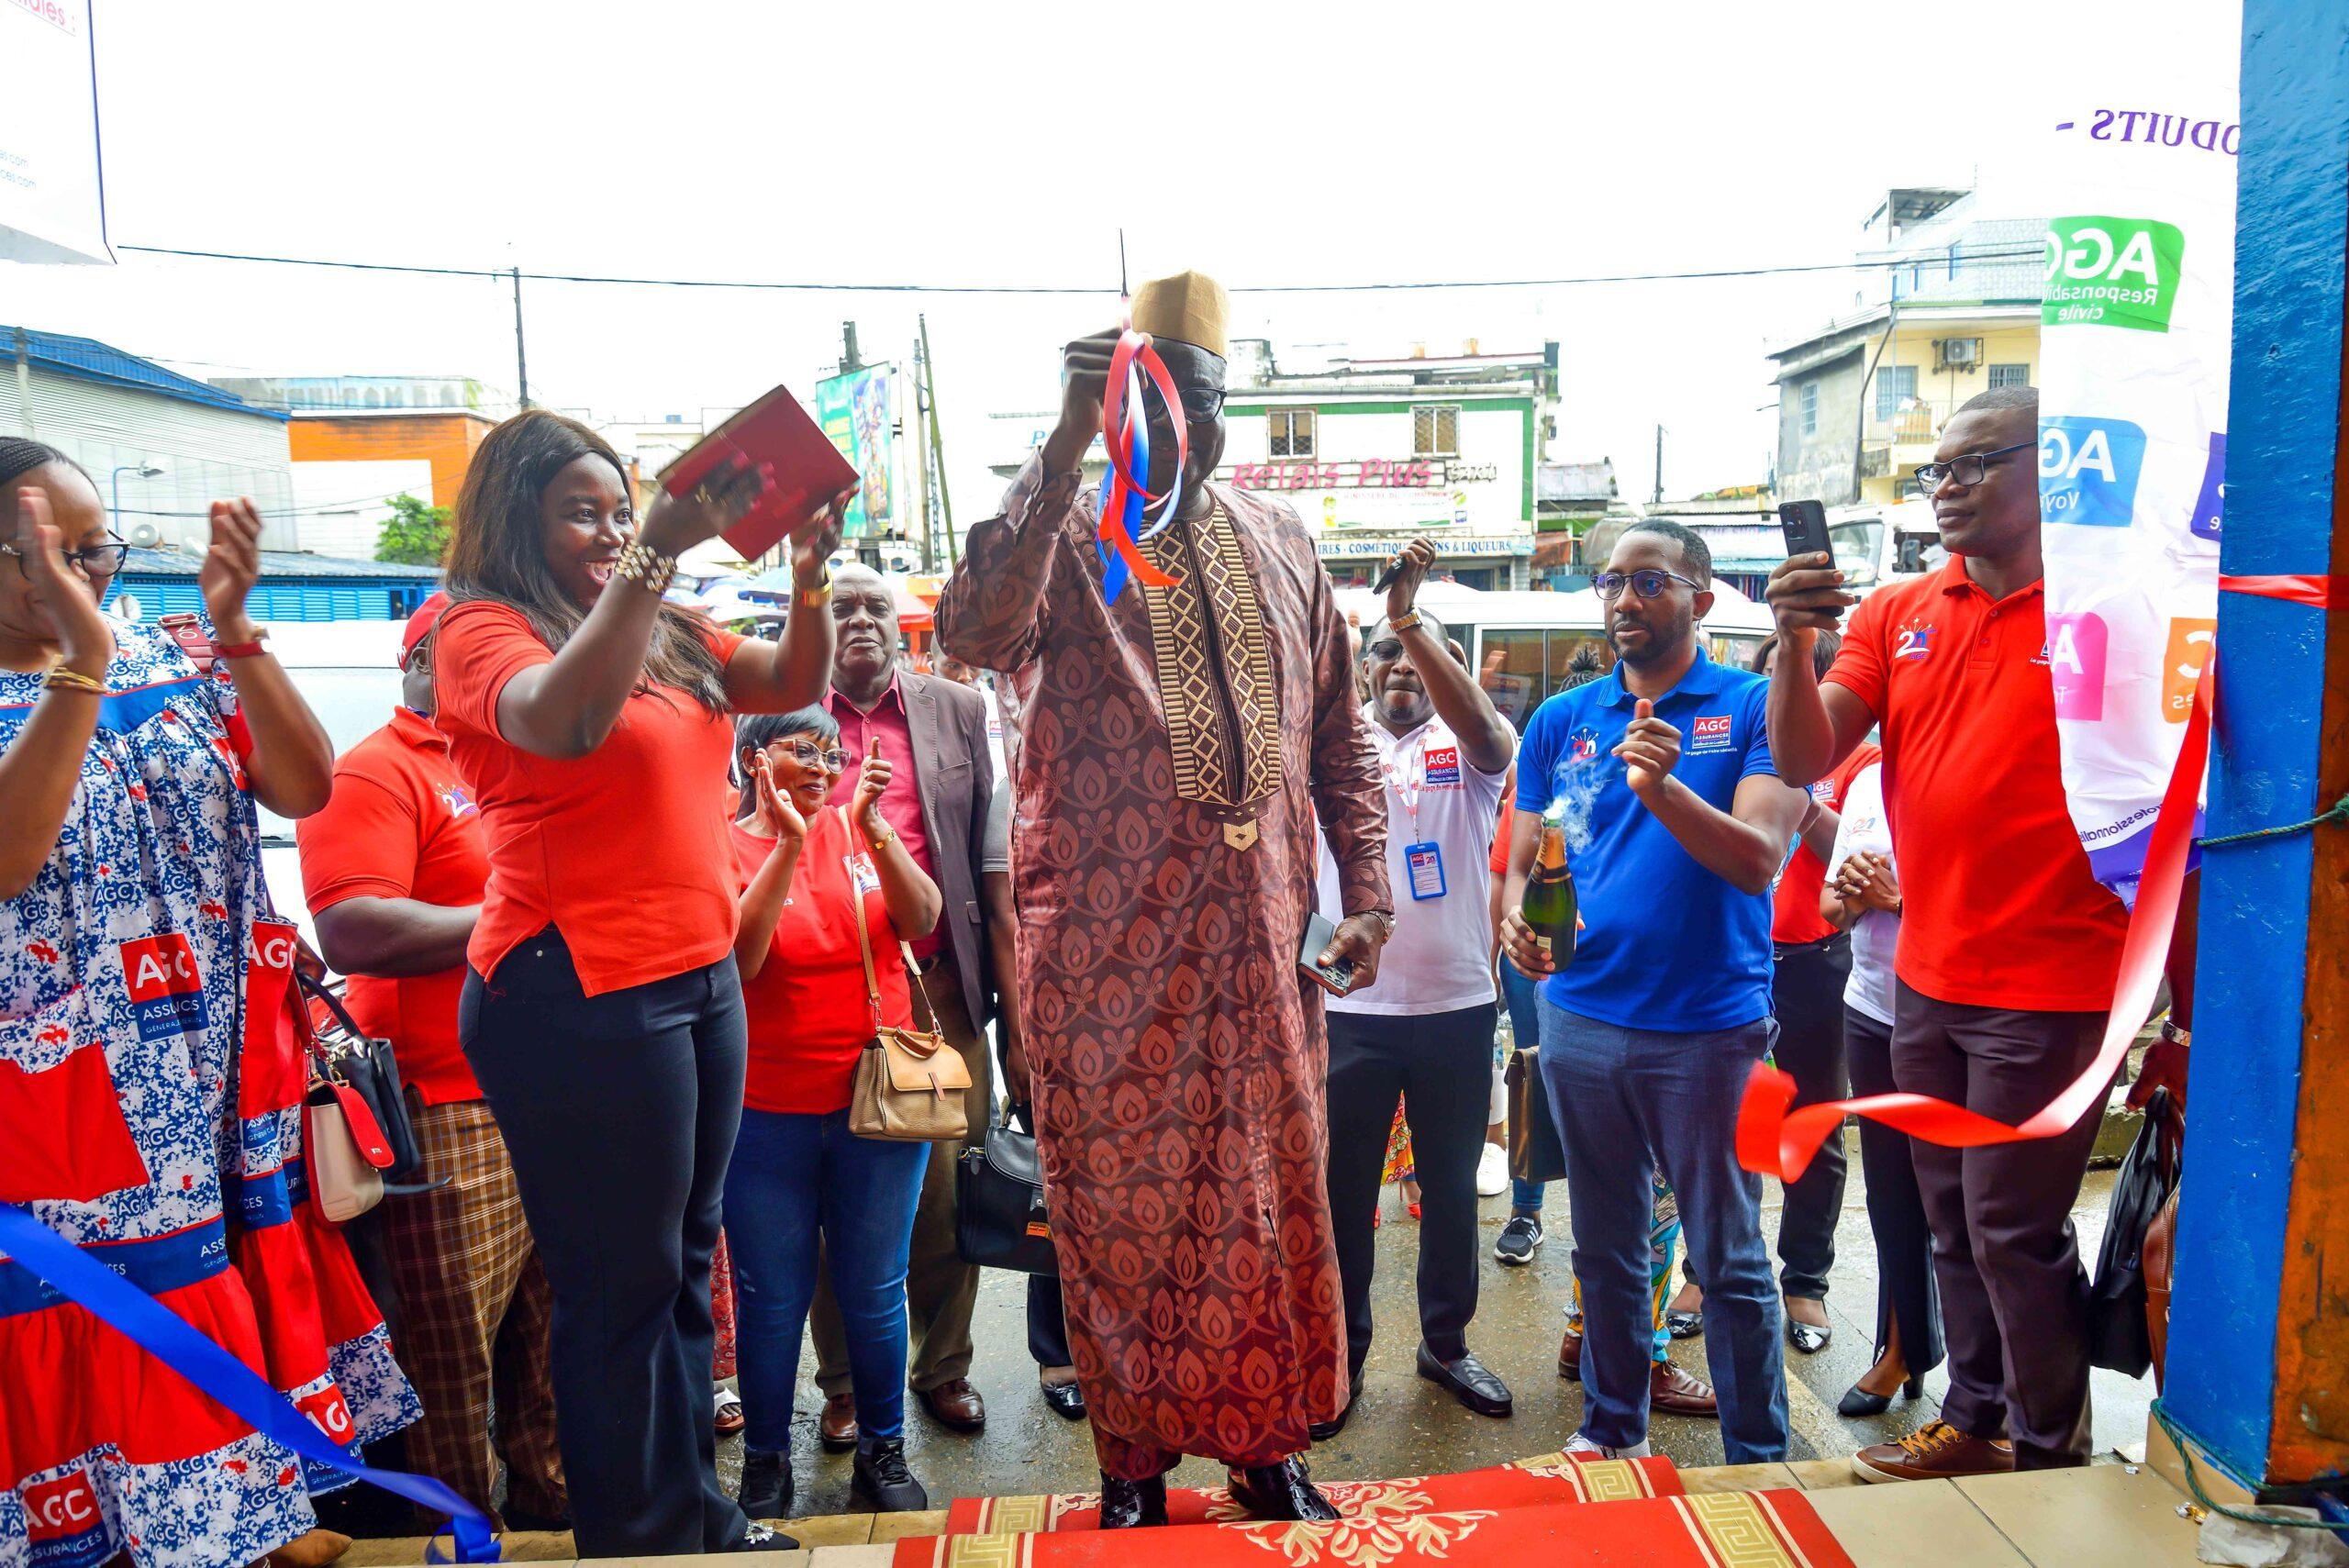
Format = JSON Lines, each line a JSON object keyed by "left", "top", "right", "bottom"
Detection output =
{"left": 1501, "top": 519, "right": 1809, "bottom": 1463}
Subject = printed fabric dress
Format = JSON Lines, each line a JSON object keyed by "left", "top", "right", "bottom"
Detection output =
{"left": 0, "top": 619, "right": 417, "bottom": 1568}
{"left": 937, "top": 460, "right": 1389, "bottom": 1477}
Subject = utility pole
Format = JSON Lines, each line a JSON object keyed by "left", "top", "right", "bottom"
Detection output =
{"left": 919, "top": 315, "right": 956, "bottom": 568}
{"left": 511, "top": 267, "right": 530, "bottom": 411}
{"left": 913, "top": 333, "right": 935, "bottom": 574}
{"left": 13, "top": 328, "right": 32, "bottom": 439}
{"left": 1653, "top": 424, "right": 1664, "bottom": 506}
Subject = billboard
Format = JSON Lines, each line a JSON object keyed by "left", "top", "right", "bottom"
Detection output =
{"left": 815, "top": 364, "right": 897, "bottom": 539}
{"left": 0, "top": 0, "right": 110, "bottom": 264}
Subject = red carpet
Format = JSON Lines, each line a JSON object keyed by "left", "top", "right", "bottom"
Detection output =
{"left": 900, "top": 1485, "right": 1854, "bottom": 1568}
{"left": 942, "top": 1452, "right": 1681, "bottom": 1536}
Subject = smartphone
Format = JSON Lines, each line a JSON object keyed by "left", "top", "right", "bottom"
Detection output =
{"left": 1778, "top": 500, "right": 1832, "bottom": 562}
{"left": 1297, "top": 912, "right": 1356, "bottom": 997}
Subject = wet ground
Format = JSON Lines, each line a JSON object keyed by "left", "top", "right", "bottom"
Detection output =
{"left": 727, "top": 1156, "right": 2151, "bottom": 1515}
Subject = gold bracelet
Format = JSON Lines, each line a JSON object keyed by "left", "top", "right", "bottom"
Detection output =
{"left": 44, "top": 664, "right": 106, "bottom": 696}
{"left": 866, "top": 821, "right": 897, "bottom": 850}
{"left": 796, "top": 572, "right": 833, "bottom": 609}
{"left": 613, "top": 540, "right": 677, "bottom": 596}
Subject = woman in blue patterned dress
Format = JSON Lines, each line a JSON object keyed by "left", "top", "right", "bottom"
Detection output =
{"left": 0, "top": 439, "right": 417, "bottom": 1568}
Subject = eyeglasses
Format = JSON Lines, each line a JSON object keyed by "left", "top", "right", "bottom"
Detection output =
{"left": 781, "top": 740, "right": 849, "bottom": 771}
{"left": 1175, "top": 384, "right": 1226, "bottom": 422}
{"left": 2, "top": 537, "right": 130, "bottom": 580}
{"left": 1913, "top": 440, "right": 2034, "bottom": 490}
{"left": 1593, "top": 567, "right": 1704, "bottom": 602}
{"left": 1366, "top": 639, "right": 1406, "bottom": 662}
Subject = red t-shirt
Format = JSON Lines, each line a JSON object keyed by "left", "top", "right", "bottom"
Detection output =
{"left": 734, "top": 809, "right": 914, "bottom": 1115}
{"left": 296, "top": 706, "right": 489, "bottom": 1105}
{"left": 1825, "top": 559, "right": 2127, "bottom": 1011}
{"left": 432, "top": 600, "right": 747, "bottom": 997}
{"left": 1772, "top": 741, "right": 1882, "bottom": 946}
{"left": 826, "top": 677, "right": 941, "bottom": 962}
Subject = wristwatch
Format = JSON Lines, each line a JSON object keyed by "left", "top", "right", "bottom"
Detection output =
{"left": 1388, "top": 609, "right": 1424, "bottom": 634}
{"left": 1360, "top": 909, "right": 1397, "bottom": 940}
{"left": 796, "top": 572, "right": 833, "bottom": 609}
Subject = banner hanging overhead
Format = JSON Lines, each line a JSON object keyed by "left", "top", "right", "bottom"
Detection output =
{"left": 2028, "top": 10, "right": 2239, "bottom": 903}
{"left": 0, "top": 0, "right": 111, "bottom": 264}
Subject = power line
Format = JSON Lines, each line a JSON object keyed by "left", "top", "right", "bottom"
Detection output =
{"left": 115, "top": 243, "right": 2047, "bottom": 295}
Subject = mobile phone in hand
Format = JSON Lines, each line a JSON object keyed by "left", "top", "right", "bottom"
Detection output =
{"left": 1778, "top": 500, "right": 1832, "bottom": 562}
{"left": 1298, "top": 911, "right": 1356, "bottom": 997}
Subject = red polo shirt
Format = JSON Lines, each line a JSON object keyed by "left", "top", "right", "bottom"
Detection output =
{"left": 296, "top": 706, "right": 489, "bottom": 1105}
{"left": 826, "top": 674, "right": 942, "bottom": 961}
{"left": 1825, "top": 558, "right": 2127, "bottom": 1011}
{"left": 1772, "top": 741, "right": 1882, "bottom": 946}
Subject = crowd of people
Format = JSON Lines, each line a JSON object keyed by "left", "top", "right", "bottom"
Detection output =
{"left": 0, "top": 271, "right": 2195, "bottom": 1567}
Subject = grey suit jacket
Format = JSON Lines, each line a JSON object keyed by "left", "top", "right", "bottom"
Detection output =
{"left": 894, "top": 667, "right": 997, "bottom": 1028}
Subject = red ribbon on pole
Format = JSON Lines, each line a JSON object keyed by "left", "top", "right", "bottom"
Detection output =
{"left": 2219, "top": 573, "right": 2335, "bottom": 608}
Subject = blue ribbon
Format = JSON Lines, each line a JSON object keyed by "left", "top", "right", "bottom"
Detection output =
{"left": 1096, "top": 384, "right": 1151, "bottom": 603}
{"left": 0, "top": 1204, "right": 500, "bottom": 1562}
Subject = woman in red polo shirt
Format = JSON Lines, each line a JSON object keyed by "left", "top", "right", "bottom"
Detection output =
{"left": 431, "top": 410, "right": 848, "bottom": 1560}
{"left": 721, "top": 708, "right": 941, "bottom": 1524}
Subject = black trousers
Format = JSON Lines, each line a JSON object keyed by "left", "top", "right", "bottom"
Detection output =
{"left": 1891, "top": 980, "right": 2109, "bottom": 1469}
{"left": 1770, "top": 934, "right": 1851, "bottom": 1300}
{"left": 1324, "top": 1003, "right": 1498, "bottom": 1377}
{"left": 1009, "top": 1099, "right": 1074, "bottom": 1369}
{"left": 1843, "top": 1007, "right": 1944, "bottom": 1376}
{"left": 461, "top": 930, "right": 749, "bottom": 1558}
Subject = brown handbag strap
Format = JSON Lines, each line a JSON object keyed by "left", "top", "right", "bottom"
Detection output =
{"left": 842, "top": 809, "right": 884, "bottom": 1035}
{"left": 898, "top": 939, "right": 943, "bottom": 1037}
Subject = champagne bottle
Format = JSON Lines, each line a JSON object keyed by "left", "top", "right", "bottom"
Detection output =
{"left": 1522, "top": 812, "right": 1578, "bottom": 967}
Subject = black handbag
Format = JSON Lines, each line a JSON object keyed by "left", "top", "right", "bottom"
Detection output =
{"left": 297, "top": 972, "right": 439, "bottom": 1191}
{"left": 1505, "top": 1048, "right": 1567, "bottom": 1184}
{"left": 955, "top": 1113, "right": 1060, "bottom": 1277}
{"left": 2088, "top": 1087, "right": 2181, "bottom": 1378}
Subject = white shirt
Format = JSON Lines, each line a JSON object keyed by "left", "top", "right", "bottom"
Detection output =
{"left": 1318, "top": 706, "right": 1512, "bottom": 1017}
{"left": 1825, "top": 762, "right": 1898, "bottom": 1026}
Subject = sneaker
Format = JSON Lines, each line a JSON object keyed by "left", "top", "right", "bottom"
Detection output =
{"left": 1475, "top": 1142, "right": 1510, "bottom": 1197}
{"left": 851, "top": 1439, "right": 930, "bottom": 1512}
{"left": 1564, "top": 1431, "right": 1653, "bottom": 1460}
{"left": 1851, "top": 1419, "right": 2017, "bottom": 1484}
{"left": 1494, "top": 1213, "right": 1543, "bottom": 1265}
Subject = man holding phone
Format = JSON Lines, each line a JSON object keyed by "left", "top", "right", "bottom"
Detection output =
{"left": 1313, "top": 538, "right": 1516, "bottom": 1436}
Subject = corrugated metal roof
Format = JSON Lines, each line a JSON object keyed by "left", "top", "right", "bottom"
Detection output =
{"left": 0, "top": 326, "right": 290, "bottom": 421}
{"left": 119, "top": 547, "right": 440, "bottom": 580}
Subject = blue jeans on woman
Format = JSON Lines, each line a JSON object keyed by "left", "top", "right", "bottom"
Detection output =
{"left": 723, "top": 1107, "right": 930, "bottom": 1455}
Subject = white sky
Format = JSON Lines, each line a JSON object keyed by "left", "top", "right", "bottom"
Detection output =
{"left": 6, "top": 0, "right": 2073, "bottom": 517}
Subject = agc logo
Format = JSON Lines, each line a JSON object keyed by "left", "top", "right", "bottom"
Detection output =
{"left": 2043, "top": 217, "right": 2185, "bottom": 332}
{"left": 2041, "top": 417, "right": 2148, "bottom": 528}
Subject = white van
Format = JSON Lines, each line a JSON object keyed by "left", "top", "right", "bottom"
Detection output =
{"left": 1333, "top": 581, "right": 1775, "bottom": 731}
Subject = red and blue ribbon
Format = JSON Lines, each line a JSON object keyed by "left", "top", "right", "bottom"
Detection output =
{"left": 1095, "top": 329, "right": 1186, "bottom": 603}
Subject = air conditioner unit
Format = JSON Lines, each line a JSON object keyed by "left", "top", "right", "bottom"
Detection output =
{"left": 1934, "top": 337, "right": 1984, "bottom": 373}
{"left": 127, "top": 521, "right": 166, "bottom": 550}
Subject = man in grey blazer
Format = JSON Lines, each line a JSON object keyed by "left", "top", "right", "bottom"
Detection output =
{"left": 807, "top": 564, "right": 999, "bottom": 1440}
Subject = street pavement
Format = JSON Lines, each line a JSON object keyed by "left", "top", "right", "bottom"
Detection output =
{"left": 723, "top": 1155, "right": 2152, "bottom": 1515}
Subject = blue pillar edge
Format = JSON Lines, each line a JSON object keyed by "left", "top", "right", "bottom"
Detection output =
{"left": 2159, "top": 0, "right": 2348, "bottom": 1486}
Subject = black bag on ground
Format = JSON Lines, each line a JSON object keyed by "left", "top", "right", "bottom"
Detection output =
{"left": 956, "top": 1118, "right": 1060, "bottom": 1276}
{"left": 1506, "top": 1048, "right": 1568, "bottom": 1185}
{"left": 298, "top": 971, "right": 437, "bottom": 1190}
{"left": 2088, "top": 1087, "right": 2182, "bottom": 1377}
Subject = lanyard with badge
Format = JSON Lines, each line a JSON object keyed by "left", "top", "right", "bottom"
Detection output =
{"left": 1383, "top": 726, "right": 1447, "bottom": 902}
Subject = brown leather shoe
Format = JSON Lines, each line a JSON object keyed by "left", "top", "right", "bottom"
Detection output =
{"left": 1648, "top": 1361, "right": 1719, "bottom": 1418}
{"left": 1557, "top": 1326, "right": 1583, "bottom": 1381}
{"left": 1852, "top": 1419, "right": 2017, "bottom": 1484}
{"left": 919, "top": 1377, "right": 987, "bottom": 1433}
{"left": 818, "top": 1391, "right": 858, "bottom": 1451}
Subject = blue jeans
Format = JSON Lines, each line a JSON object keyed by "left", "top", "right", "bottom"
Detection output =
{"left": 1498, "top": 962, "right": 1549, "bottom": 1214}
{"left": 1539, "top": 999, "right": 1787, "bottom": 1462}
{"left": 723, "top": 1107, "right": 930, "bottom": 1454}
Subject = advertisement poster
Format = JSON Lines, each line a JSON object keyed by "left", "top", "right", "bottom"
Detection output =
{"left": 815, "top": 364, "right": 896, "bottom": 539}
{"left": 0, "top": 0, "right": 110, "bottom": 263}
{"left": 2025, "top": 17, "right": 2238, "bottom": 903}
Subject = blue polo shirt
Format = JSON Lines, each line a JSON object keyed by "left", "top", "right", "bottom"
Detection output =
{"left": 1515, "top": 651, "right": 1779, "bottom": 1033}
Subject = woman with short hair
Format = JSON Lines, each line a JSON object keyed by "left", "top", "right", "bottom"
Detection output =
{"left": 432, "top": 409, "right": 849, "bottom": 1557}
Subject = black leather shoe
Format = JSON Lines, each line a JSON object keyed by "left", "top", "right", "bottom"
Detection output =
{"left": 723, "top": 1522, "right": 799, "bottom": 1552}
{"left": 1417, "top": 1343, "right": 1513, "bottom": 1418}
{"left": 1787, "top": 1318, "right": 1833, "bottom": 1354}
{"left": 1837, "top": 1373, "right": 1926, "bottom": 1418}
{"left": 736, "top": 1449, "right": 793, "bottom": 1522}
{"left": 1228, "top": 1456, "right": 1340, "bottom": 1522}
{"left": 1098, "top": 1472, "right": 1169, "bottom": 1529}
{"left": 1308, "top": 1391, "right": 1355, "bottom": 1442}
{"left": 1041, "top": 1378, "right": 1088, "bottom": 1420}
{"left": 1665, "top": 1309, "right": 1704, "bottom": 1340}
{"left": 850, "top": 1440, "right": 929, "bottom": 1513}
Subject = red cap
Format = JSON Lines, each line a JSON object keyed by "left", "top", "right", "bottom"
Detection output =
{"left": 400, "top": 591, "right": 451, "bottom": 668}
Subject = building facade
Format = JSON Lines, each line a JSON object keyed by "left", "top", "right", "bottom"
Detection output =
{"left": 5, "top": 326, "right": 296, "bottom": 551}
{"left": 1768, "top": 189, "right": 2043, "bottom": 507}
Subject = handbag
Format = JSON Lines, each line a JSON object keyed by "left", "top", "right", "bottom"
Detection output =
{"left": 844, "top": 814, "right": 972, "bottom": 1142}
{"left": 956, "top": 1109, "right": 1058, "bottom": 1275}
{"left": 296, "top": 972, "right": 435, "bottom": 1188}
{"left": 2087, "top": 1086, "right": 2181, "bottom": 1378}
{"left": 306, "top": 1082, "right": 390, "bottom": 1222}
{"left": 1505, "top": 1047, "right": 1567, "bottom": 1184}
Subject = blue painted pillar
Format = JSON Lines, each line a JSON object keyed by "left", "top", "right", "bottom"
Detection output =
{"left": 2159, "top": 0, "right": 2349, "bottom": 1488}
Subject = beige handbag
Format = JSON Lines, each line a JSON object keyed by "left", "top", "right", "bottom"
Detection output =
{"left": 843, "top": 816, "right": 971, "bottom": 1142}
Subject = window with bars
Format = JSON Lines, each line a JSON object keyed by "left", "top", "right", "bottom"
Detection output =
{"left": 1987, "top": 362, "right": 2031, "bottom": 390}
{"left": 1875, "top": 364, "right": 1919, "bottom": 421}
{"left": 1267, "top": 408, "right": 1315, "bottom": 458}
{"left": 1800, "top": 383, "right": 1818, "bottom": 437}
{"left": 1412, "top": 405, "right": 1460, "bottom": 457}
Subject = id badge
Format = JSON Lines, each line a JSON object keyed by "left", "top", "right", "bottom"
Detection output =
{"left": 1405, "top": 840, "right": 1447, "bottom": 901}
